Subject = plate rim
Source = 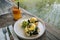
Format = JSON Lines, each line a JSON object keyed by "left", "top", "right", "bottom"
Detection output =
{"left": 14, "top": 18, "right": 46, "bottom": 39}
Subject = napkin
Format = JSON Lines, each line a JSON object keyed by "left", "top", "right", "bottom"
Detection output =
{"left": 0, "top": 25, "right": 19, "bottom": 40}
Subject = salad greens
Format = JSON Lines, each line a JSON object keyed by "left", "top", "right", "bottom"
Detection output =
{"left": 22, "top": 21, "right": 28, "bottom": 28}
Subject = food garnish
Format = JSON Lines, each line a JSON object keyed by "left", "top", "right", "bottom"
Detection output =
{"left": 21, "top": 17, "right": 39, "bottom": 36}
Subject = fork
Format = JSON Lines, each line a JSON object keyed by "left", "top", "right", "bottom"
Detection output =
{"left": 2, "top": 28, "right": 7, "bottom": 40}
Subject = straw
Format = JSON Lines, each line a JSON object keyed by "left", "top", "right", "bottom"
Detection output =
{"left": 17, "top": 0, "right": 19, "bottom": 9}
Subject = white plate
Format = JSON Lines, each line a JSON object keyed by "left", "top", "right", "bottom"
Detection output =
{"left": 14, "top": 18, "right": 45, "bottom": 39}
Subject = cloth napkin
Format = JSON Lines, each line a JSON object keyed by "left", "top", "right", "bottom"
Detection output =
{"left": 0, "top": 25, "right": 19, "bottom": 40}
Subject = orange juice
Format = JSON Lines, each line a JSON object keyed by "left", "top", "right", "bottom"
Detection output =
{"left": 12, "top": 7, "right": 22, "bottom": 20}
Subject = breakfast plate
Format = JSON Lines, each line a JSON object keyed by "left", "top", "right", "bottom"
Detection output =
{"left": 14, "top": 17, "right": 45, "bottom": 39}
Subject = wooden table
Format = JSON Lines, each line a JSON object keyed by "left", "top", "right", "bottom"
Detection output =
{"left": 0, "top": 9, "right": 60, "bottom": 40}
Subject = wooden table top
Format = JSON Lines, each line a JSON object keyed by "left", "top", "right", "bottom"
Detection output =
{"left": 0, "top": 9, "right": 60, "bottom": 40}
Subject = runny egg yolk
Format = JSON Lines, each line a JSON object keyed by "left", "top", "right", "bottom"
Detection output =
{"left": 25, "top": 23, "right": 36, "bottom": 32}
{"left": 30, "top": 17, "right": 37, "bottom": 23}
{"left": 28, "top": 23, "right": 36, "bottom": 31}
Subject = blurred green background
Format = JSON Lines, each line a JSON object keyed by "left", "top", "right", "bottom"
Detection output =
{"left": 14, "top": 0, "right": 60, "bottom": 29}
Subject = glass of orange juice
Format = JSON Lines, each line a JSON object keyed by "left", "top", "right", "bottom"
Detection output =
{"left": 12, "top": 6, "right": 22, "bottom": 20}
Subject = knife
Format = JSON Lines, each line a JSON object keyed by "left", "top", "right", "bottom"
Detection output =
{"left": 7, "top": 26, "right": 14, "bottom": 40}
